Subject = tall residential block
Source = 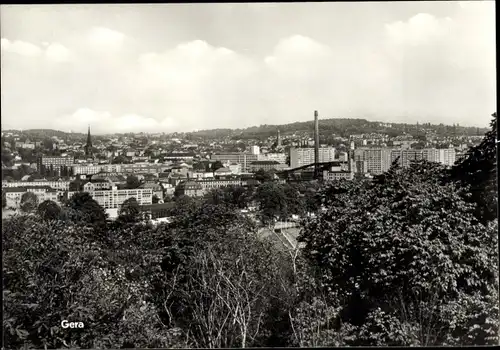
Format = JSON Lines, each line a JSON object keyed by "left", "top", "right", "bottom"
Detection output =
{"left": 289, "top": 147, "right": 336, "bottom": 168}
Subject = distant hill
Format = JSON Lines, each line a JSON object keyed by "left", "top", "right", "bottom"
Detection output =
{"left": 3, "top": 129, "right": 85, "bottom": 139}
{"left": 188, "top": 118, "right": 489, "bottom": 140}
{"left": 2, "top": 118, "right": 490, "bottom": 141}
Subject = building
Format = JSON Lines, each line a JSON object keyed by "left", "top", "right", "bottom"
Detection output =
{"left": 228, "top": 163, "right": 242, "bottom": 175}
{"left": 338, "top": 152, "right": 348, "bottom": 162}
{"left": 353, "top": 148, "right": 392, "bottom": 175}
{"left": 249, "top": 161, "right": 287, "bottom": 172}
{"left": 69, "top": 187, "right": 153, "bottom": 218}
{"left": 139, "top": 202, "right": 176, "bottom": 220}
{"left": 289, "top": 147, "right": 336, "bottom": 168}
{"left": 354, "top": 160, "right": 368, "bottom": 174}
{"left": 2, "top": 179, "right": 71, "bottom": 191}
{"left": 211, "top": 153, "right": 259, "bottom": 173}
{"left": 258, "top": 152, "right": 287, "bottom": 164}
{"left": 37, "top": 156, "right": 75, "bottom": 175}
{"left": 139, "top": 182, "right": 164, "bottom": 199}
{"left": 4, "top": 186, "right": 60, "bottom": 209}
{"left": 214, "top": 167, "right": 233, "bottom": 176}
{"left": 175, "top": 180, "right": 204, "bottom": 197}
{"left": 250, "top": 146, "right": 260, "bottom": 155}
{"left": 84, "top": 126, "right": 93, "bottom": 158}
{"left": 438, "top": 148, "right": 456, "bottom": 166}
{"left": 163, "top": 152, "right": 196, "bottom": 161}
{"left": 71, "top": 164, "right": 102, "bottom": 175}
{"left": 322, "top": 161, "right": 354, "bottom": 181}
{"left": 392, "top": 148, "right": 457, "bottom": 168}
{"left": 391, "top": 149, "right": 424, "bottom": 168}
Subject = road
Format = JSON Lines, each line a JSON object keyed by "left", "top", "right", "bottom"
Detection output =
{"left": 257, "top": 221, "right": 303, "bottom": 250}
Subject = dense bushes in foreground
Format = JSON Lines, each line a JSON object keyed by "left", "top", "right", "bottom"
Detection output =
{"left": 2, "top": 114, "right": 498, "bottom": 348}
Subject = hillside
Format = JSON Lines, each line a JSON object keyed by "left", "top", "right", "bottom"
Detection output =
{"left": 189, "top": 118, "right": 489, "bottom": 140}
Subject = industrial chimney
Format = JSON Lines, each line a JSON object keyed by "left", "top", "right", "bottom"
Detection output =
{"left": 314, "top": 110, "right": 320, "bottom": 178}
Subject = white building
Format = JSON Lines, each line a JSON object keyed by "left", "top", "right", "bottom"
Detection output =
{"left": 71, "top": 164, "right": 102, "bottom": 175}
{"left": 258, "top": 152, "right": 287, "bottom": 164}
{"left": 250, "top": 145, "right": 260, "bottom": 155}
{"left": 4, "top": 186, "right": 60, "bottom": 209}
{"left": 69, "top": 186, "right": 153, "bottom": 219}
{"left": 289, "top": 147, "right": 336, "bottom": 168}
{"left": 2, "top": 179, "right": 71, "bottom": 191}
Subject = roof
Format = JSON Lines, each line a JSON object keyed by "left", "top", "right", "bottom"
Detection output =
{"left": 250, "top": 161, "right": 280, "bottom": 165}
{"left": 215, "top": 167, "right": 231, "bottom": 173}
{"left": 176, "top": 180, "right": 202, "bottom": 190}
{"left": 139, "top": 202, "right": 176, "bottom": 212}
{"left": 3, "top": 186, "right": 57, "bottom": 193}
{"left": 139, "top": 183, "right": 163, "bottom": 190}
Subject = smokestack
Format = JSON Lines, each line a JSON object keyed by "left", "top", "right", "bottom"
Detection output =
{"left": 314, "top": 110, "right": 320, "bottom": 178}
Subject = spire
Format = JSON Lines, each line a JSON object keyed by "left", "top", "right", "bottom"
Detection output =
{"left": 85, "top": 125, "right": 93, "bottom": 158}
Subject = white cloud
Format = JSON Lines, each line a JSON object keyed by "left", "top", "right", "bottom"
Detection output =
{"left": 52, "top": 108, "right": 178, "bottom": 134}
{"left": 1, "top": 38, "right": 42, "bottom": 57}
{"left": 1, "top": 2, "right": 496, "bottom": 132}
{"left": 1, "top": 37, "right": 72, "bottom": 62}
{"left": 87, "top": 26, "right": 125, "bottom": 50}
{"left": 45, "top": 42, "right": 72, "bottom": 62}
{"left": 385, "top": 13, "right": 453, "bottom": 46}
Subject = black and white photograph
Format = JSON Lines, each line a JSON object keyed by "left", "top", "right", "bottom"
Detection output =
{"left": 1, "top": 1, "right": 498, "bottom": 348}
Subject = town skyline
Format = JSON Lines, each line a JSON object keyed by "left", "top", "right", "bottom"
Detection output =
{"left": 1, "top": 2, "right": 496, "bottom": 133}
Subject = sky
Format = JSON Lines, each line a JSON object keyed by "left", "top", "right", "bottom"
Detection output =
{"left": 0, "top": 2, "right": 496, "bottom": 134}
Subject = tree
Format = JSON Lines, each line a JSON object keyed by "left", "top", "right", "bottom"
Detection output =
{"left": 282, "top": 184, "right": 305, "bottom": 217}
{"left": 3, "top": 215, "right": 188, "bottom": 349}
{"left": 193, "top": 162, "right": 207, "bottom": 172}
{"left": 117, "top": 197, "right": 141, "bottom": 223}
{"left": 449, "top": 112, "right": 497, "bottom": 224}
{"left": 254, "top": 182, "right": 288, "bottom": 225}
{"left": 203, "top": 185, "right": 250, "bottom": 209}
{"left": 255, "top": 169, "right": 274, "bottom": 183}
{"left": 212, "top": 161, "right": 224, "bottom": 171}
{"left": 2, "top": 189, "right": 6, "bottom": 209}
{"left": 125, "top": 175, "right": 141, "bottom": 189}
{"left": 66, "top": 192, "right": 107, "bottom": 227}
{"left": 152, "top": 194, "right": 160, "bottom": 204}
{"left": 20, "top": 192, "right": 39, "bottom": 213}
{"left": 37, "top": 200, "right": 61, "bottom": 221}
{"left": 298, "top": 160, "right": 498, "bottom": 346}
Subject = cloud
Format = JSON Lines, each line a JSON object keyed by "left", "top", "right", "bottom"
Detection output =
{"left": 52, "top": 108, "right": 178, "bottom": 134}
{"left": 1, "top": 38, "right": 42, "bottom": 57}
{"left": 45, "top": 42, "right": 72, "bottom": 62}
{"left": 1, "top": 37, "right": 72, "bottom": 62}
{"left": 87, "top": 26, "right": 125, "bottom": 50}
{"left": 1, "top": 2, "right": 496, "bottom": 132}
{"left": 385, "top": 13, "right": 453, "bottom": 46}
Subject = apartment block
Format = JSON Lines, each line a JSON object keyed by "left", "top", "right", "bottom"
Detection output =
{"left": 211, "top": 153, "right": 258, "bottom": 172}
{"left": 289, "top": 147, "right": 336, "bottom": 168}
{"left": 353, "top": 148, "right": 392, "bottom": 175}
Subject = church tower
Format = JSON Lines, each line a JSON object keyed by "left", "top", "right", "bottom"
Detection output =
{"left": 277, "top": 129, "right": 282, "bottom": 148}
{"left": 84, "top": 125, "right": 93, "bottom": 158}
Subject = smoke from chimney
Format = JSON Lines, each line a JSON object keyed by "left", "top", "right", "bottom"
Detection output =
{"left": 314, "top": 110, "right": 320, "bottom": 178}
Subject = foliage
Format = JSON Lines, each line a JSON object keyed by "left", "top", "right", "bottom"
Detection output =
{"left": 299, "top": 160, "right": 498, "bottom": 346}
{"left": 66, "top": 192, "right": 107, "bottom": 227}
{"left": 212, "top": 161, "right": 224, "bottom": 171}
{"left": 2, "top": 189, "right": 6, "bottom": 209}
{"left": 37, "top": 200, "right": 61, "bottom": 221}
{"left": 117, "top": 197, "right": 141, "bottom": 224}
{"left": 254, "top": 182, "right": 288, "bottom": 225}
{"left": 449, "top": 112, "right": 497, "bottom": 224}
{"left": 125, "top": 175, "right": 141, "bottom": 189}
{"left": 2, "top": 216, "right": 189, "bottom": 349}
{"left": 152, "top": 202, "right": 295, "bottom": 348}
{"left": 20, "top": 192, "right": 39, "bottom": 213}
{"left": 152, "top": 194, "right": 160, "bottom": 204}
{"left": 203, "top": 185, "right": 252, "bottom": 209}
{"left": 254, "top": 169, "right": 274, "bottom": 183}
